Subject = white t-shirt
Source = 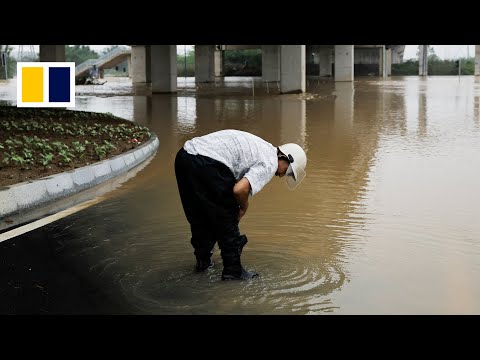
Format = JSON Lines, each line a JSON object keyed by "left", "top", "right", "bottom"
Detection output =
{"left": 183, "top": 129, "right": 278, "bottom": 196}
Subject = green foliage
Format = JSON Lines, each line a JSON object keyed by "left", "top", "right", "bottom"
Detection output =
{"left": 176, "top": 49, "right": 195, "bottom": 65}
{"left": 65, "top": 45, "right": 99, "bottom": 66}
{"left": 175, "top": 47, "right": 263, "bottom": 76}
{"left": 392, "top": 59, "right": 419, "bottom": 75}
{"left": 0, "top": 107, "right": 151, "bottom": 171}
{"left": 0, "top": 45, "right": 17, "bottom": 79}
{"left": 224, "top": 49, "right": 262, "bottom": 76}
{"left": 39, "top": 153, "right": 54, "bottom": 168}
{"left": 177, "top": 49, "right": 195, "bottom": 77}
{"left": 392, "top": 57, "right": 475, "bottom": 76}
{"left": 224, "top": 49, "right": 262, "bottom": 66}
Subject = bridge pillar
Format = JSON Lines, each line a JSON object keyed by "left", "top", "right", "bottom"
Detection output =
{"left": 39, "top": 45, "right": 65, "bottom": 62}
{"left": 195, "top": 45, "right": 216, "bottom": 82}
{"left": 386, "top": 47, "right": 392, "bottom": 76}
{"left": 379, "top": 46, "right": 388, "bottom": 78}
{"left": 127, "top": 54, "right": 132, "bottom": 78}
{"left": 151, "top": 45, "right": 177, "bottom": 93}
{"left": 475, "top": 45, "right": 480, "bottom": 76}
{"left": 419, "top": 45, "right": 428, "bottom": 76}
{"left": 214, "top": 47, "right": 223, "bottom": 77}
{"left": 319, "top": 47, "right": 333, "bottom": 77}
{"left": 280, "top": 45, "right": 305, "bottom": 94}
{"left": 262, "top": 45, "right": 280, "bottom": 82}
{"left": 334, "top": 45, "right": 354, "bottom": 82}
{"left": 131, "top": 45, "right": 151, "bottom": 85}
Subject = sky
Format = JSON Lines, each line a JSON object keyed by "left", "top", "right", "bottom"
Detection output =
{"left": 9, "top": 45, "right": 477, "bottom": 60}
{"left": 403, "top": 45, "right": 475, "bottom": 59}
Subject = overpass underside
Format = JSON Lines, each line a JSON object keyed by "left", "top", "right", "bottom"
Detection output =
{"left": 41, "top": 44, "right": 476, "bottom": 95}
{"left": 128, "top": 45, "right": 397, "bottom": 94}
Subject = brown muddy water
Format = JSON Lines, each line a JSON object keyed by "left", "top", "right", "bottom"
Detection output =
{"left": 1, "top": 76, "right": 480, "bottom": 314}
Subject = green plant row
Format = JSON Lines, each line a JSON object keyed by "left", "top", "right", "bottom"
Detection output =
{"left": 0, "top": 119, "right": 149, "bottom": 140}
{"left": 0, "top": 135, "right": 123, "bottom": 169}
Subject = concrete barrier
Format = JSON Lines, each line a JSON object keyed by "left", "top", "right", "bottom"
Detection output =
{"left": 0, "top": 134, "right": 159, "bottom": 232}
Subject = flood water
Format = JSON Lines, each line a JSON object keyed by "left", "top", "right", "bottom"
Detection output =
{"left": 1, "top": 76, "right": 480, "bottom": 314}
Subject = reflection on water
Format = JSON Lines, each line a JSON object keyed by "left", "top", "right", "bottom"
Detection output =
{"left": 1, "top": 76, "right": 480, "bottom": 314}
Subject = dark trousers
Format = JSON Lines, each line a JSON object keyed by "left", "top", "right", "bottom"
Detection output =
{"left": 175, "top": 148, "right": 247, "bottom": 275}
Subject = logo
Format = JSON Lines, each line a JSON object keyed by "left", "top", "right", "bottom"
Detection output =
{"left": 17, "top": 62, "right": 75, "bottom": 108}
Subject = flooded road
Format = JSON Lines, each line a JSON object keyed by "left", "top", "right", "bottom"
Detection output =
{"left": 1, "top": 76, "right": 480, "bottom": 314}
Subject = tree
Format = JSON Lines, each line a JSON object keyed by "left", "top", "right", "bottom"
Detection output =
{"left": 65, "top": 45, "right": 99, "bottom": 66}
{"left": 176, "top": 49, "right": 195, "bottom": 77}
{"left": 0, "top": 45, "right": 16, "bottom": 79}
{"left": 102, "top": 45, "right": 120, "bottom": 55}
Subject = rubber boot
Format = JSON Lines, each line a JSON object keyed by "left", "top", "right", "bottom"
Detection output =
{"left": 220, "top": 235, "right": 258, "bottom": 280}
{"left": 196, "top": 259, "right": 214, "bottom": 272}
{"left": 222, "top": 266, "right": 258, "bottom": 280}
{"left": 192, "top": 236, "right": 215, "bottom": 272}
{"left": 195, "top": 248, "right": 215, "bottom": 272}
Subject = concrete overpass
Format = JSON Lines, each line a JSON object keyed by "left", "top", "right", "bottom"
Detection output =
{"left": 219, "top": 44, "right": 405, "bottom": 64}
{"left": 128, "top": 45, "right": 405, "bottom": 93}
{"left": 38, "top": 45, "right": 480, "bottom": 94}
{"left": 38, "top": 45, "right": 131, "bottom": 80}
{"left": 75, "top": 47, "right": 131, "bottom": 79}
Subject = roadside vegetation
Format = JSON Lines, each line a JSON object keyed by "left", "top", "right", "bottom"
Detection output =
{"left": 176, "top": 47, "right": 262, "bottom": 77}
{"left": 0, "top": 107, "right": 151, "bottom": 188}
{"left": 393, "top": 48, "right": 475, "bottom": 75}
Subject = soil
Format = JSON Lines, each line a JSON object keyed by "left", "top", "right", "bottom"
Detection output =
{"left": 0, "top": 106, "right": 152, "bottom": 188}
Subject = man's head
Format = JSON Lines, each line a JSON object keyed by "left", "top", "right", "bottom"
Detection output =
{"left": 275, "top": 143, "right": 307, "bottom": 190}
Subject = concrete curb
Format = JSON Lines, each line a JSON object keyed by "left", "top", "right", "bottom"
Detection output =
{"left": 0, "top": 134, "right": 159, "bottom": 232}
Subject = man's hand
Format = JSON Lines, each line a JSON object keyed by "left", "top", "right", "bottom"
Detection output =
{"left": 233, "top": 177, "right": 251, "bottom": 222}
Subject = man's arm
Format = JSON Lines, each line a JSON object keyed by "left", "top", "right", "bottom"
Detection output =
{"left": 233, "top": 177, "right": 251, "bottom": 221}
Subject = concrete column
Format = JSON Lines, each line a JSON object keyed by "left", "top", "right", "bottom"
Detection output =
{"left": 280, "top": 45, "right": 305, "bottom": 94}
{"left": 262, "top": 45, "right": 280, "bottom": 82}
{"left": 151, "top": 45, "right": 177, "bottom": 93}
{"left": 380, "top": 46, "right": 387, "bottom": 78}
{"left": 319, "top": 47, "right": 332, "bottom": 77}
{"left": 131, "top": 45, "right": 151, "bottom": 84}
{"left": 378, "top": 47, "right": 384, "bottom": 77}
{"left": 39, "top": 45, "right": 65, "bottom": 62}
{"left": 475, "top": 45, "right": 480, "bottom": 76}
{"left": 419, "top": 45, "right": 428, "bottom": 76}
{"left": 214, "top": 48, "right": 223, "bottom": 77}
{"left": 221, "top": 50, "right": 226, "bottom": 77}
{"left": 334, "top": 45, "right": 354, "bottom": 82}
{"left": 127, "top": 54, "right": 132, "bottom": 78}
{"left": 195, "top": 45, "right": 216, "bottom": 83}
{"left": 386, "top": 48, "right": 392, "bottom": 76}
